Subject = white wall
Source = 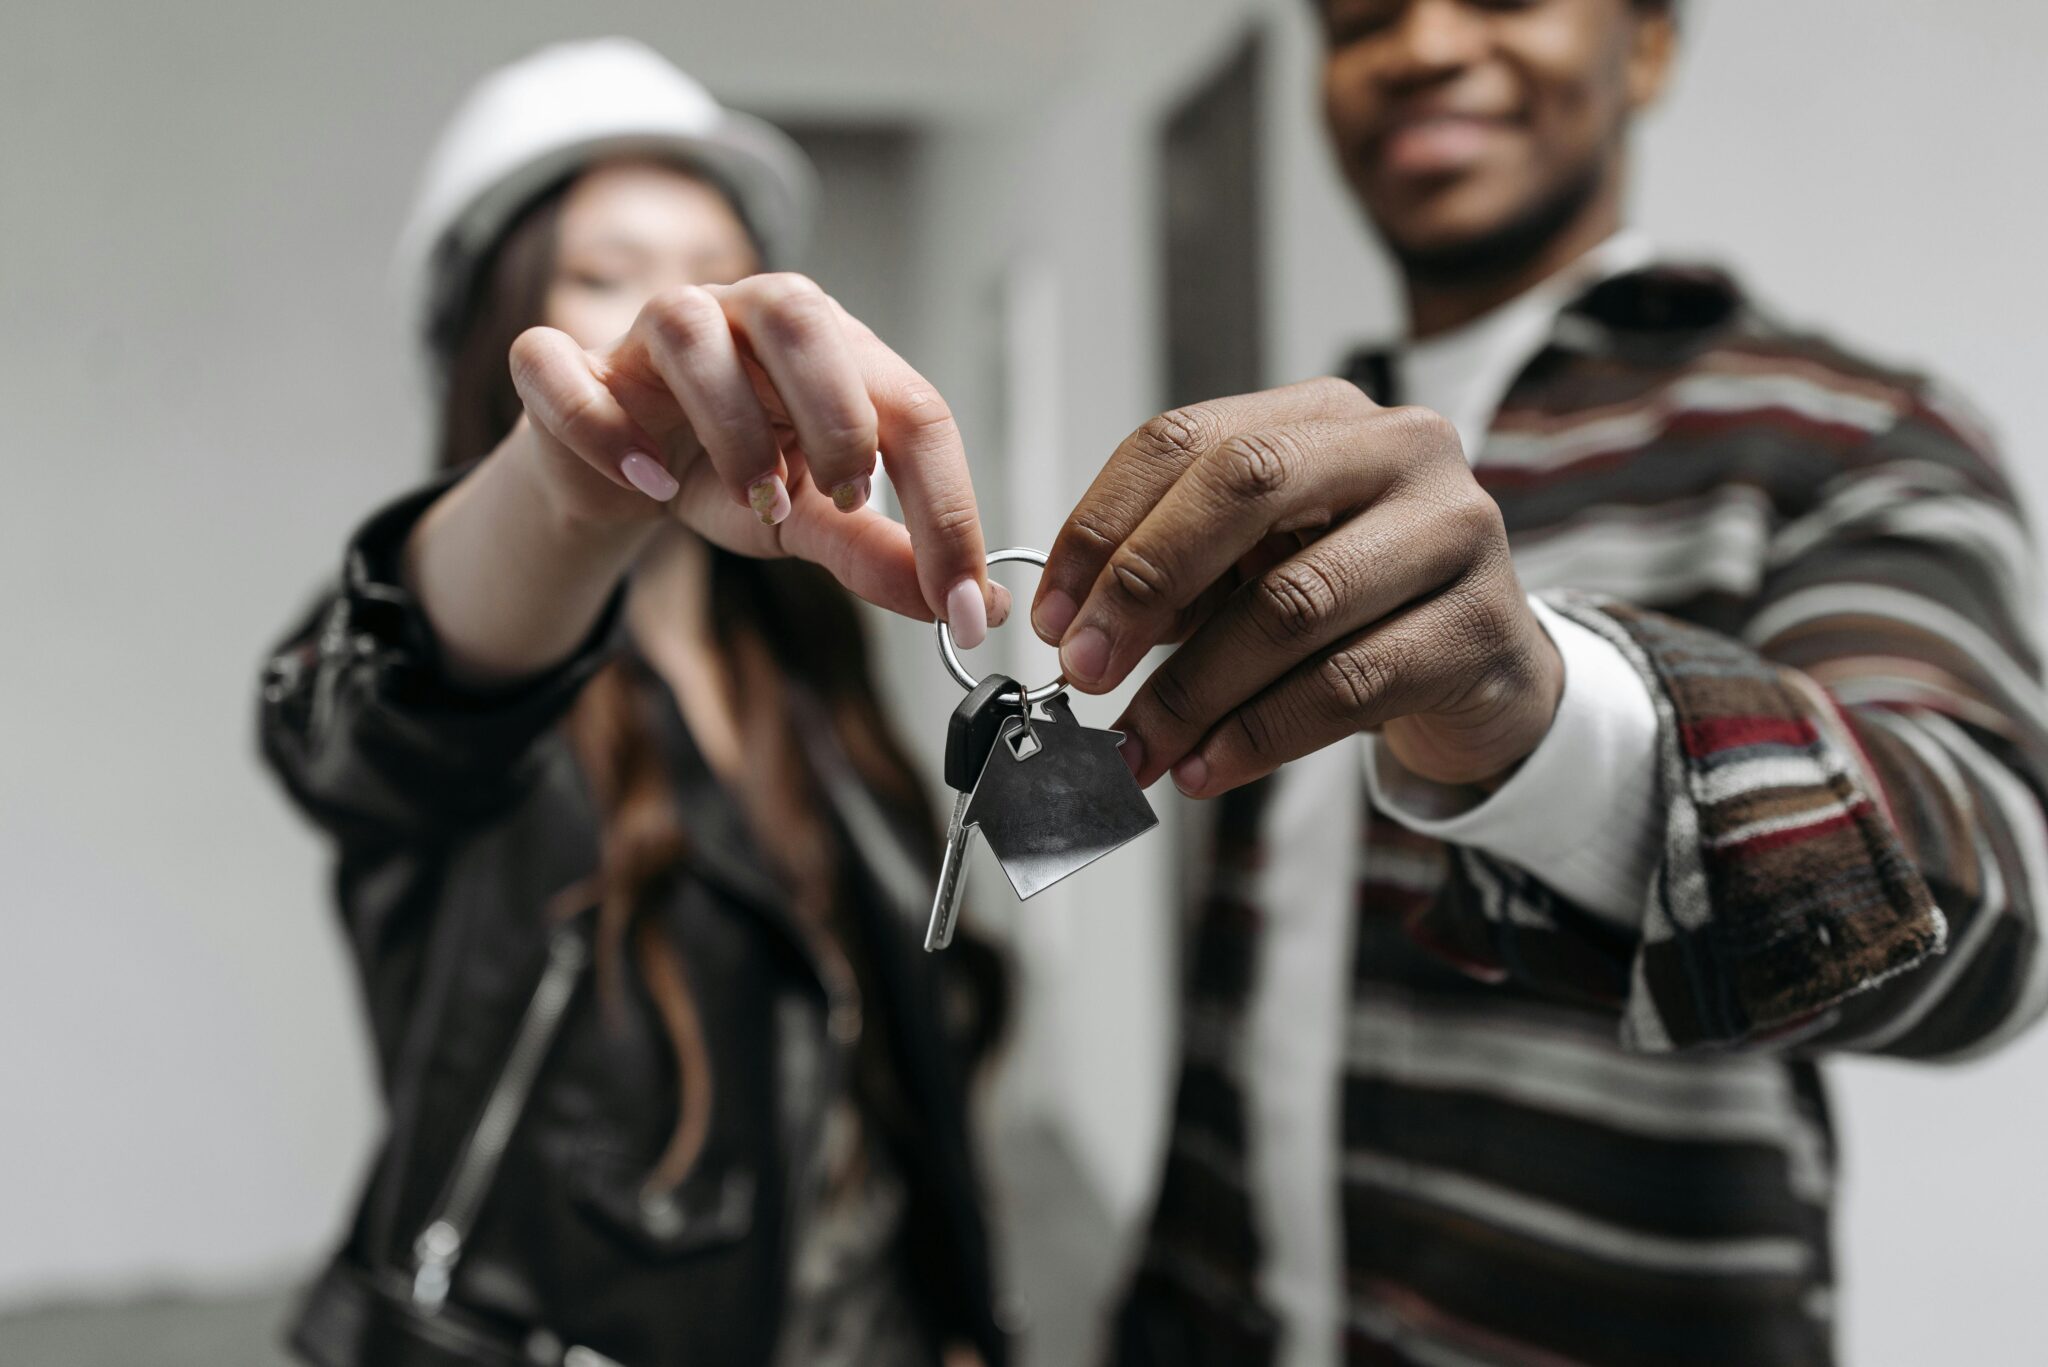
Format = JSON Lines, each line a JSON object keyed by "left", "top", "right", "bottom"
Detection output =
{"left": 1644, "top": 6, "right": 2048, "bottom": 1365}
{"left": 5, "top": 2, "right": 2047, "bottom": 1363}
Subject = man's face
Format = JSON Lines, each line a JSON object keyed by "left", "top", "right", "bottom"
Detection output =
{"left": 1320, "top": 0, "right": 1672, "bottom": 268}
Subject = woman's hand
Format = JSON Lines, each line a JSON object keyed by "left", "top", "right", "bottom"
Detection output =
{"left": 506, "top": 271, "right": 997, "bottom": 637}
{"left": 1032, "top": 377, "right": 1564, "bottom": 796}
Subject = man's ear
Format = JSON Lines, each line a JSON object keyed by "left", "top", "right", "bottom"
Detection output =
{"left": 1626, "top": 8, "right": 1678, "bottom": 111}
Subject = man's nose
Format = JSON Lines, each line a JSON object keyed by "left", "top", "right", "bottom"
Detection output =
{"left": 1382, "top": 0, "right": 1490, "bottom": 84}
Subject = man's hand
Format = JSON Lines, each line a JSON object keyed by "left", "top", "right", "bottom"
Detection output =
{"left": 1032, "top": 377, "right": 1564, "bottom": 797}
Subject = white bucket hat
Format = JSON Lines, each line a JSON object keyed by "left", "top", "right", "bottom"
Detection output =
{"left": 395, "top": 37, "right": 816, "bottom": 354}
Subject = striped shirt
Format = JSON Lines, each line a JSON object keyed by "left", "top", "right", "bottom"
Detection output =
{"left": 1109, "top": 263, "right": 2048, "bottom": 1367}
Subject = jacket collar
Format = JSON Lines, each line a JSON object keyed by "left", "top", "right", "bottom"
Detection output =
{"left": 1551, "top": 261, "right": 1746, "bottom": 356}
{"left": 1343, "top": 261, "right": 1749, "bottom": 403}
{"left": 628, "top": 653, "right": 796, "bottom": 922}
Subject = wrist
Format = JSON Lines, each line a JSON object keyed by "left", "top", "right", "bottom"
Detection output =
{"left": 1385, "top": 609, "right": 1566, "bottom": 787}
{"left": 402, "top": 430, "right": 653, "bottom": 691}
{"left": 1487, "top": 620, "right": 1566, "bottom": 782}
{"left": 1472, "top": 619, "right": 1566, "bottom": 786}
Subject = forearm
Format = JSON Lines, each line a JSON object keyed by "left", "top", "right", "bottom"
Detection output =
{"left": 403, "top": 424, "right": 656, "bottom": 689}
{"left": 1415, "top": 590, "right": 2048, "bottom": 1058}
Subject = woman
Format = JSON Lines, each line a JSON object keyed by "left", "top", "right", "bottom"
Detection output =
{"left": 260, "top": 38, "right": 1010, "bottom": 1367}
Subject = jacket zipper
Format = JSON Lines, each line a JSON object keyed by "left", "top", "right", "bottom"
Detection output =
{"left": 411, "top": 921, "right": 588, "bottom": 1311}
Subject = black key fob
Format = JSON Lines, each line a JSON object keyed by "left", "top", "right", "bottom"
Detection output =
{"left": 944, "top": 672, "right": 1023, "bottom": 792}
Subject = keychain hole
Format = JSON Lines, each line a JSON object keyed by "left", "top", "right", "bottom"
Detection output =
{"left": 1008, "top": 729, "right": 1043, "bottom": 761}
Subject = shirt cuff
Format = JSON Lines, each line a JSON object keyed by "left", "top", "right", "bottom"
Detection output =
{"left": 1362, "top": 596, "right": 1662, "bottom": 929}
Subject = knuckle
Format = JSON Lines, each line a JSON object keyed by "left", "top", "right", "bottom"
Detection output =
{"left": 892, "top": 381, "right": 957, "bottom": 440}
{"left": 1065, "top": 510, "right": 1122, "bottom": 555}
{"left": 755, "top": 271, "right": 824, "bottom": 301}
{"left": 643, "top": 285, "right": 724, "bottom": 353}
{"left": 506, "top": 326, "right": 559, "bottom": 390}
{"left": 1128, "top": 405, "right": 1219, "bottom": 473}
{"left": 1452, "top": 486, "right": 1505, "bottom": 541}
{"left": 754, "top": 286, "right": 834, "bottom": 352}
{"left": 1209, "top": 431, "right": 1295, "bottom": 503}
{"left": 924, "top": 497, "right": 981, "bottom": 544}
{"left": 1305, "top": 373, "right": 1371, "bottom": 411}
{"left": 1315, "top": 645, "right": 1387, "bottom": 721}
{"left": 1253, "top": 557, "right": 1342, "bottom": 646}
{"left": 813, "top": 406, "right": 881, "bottom": 463}
{"left": 1385, "top": 404, "right": 1465, "bottom": 465}
{"left": 1107, "top": 544, "right": 1175, "bottom": 609}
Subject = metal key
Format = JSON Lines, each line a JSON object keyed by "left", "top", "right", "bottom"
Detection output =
{"left": 925, "top": 545, "right": 1160, "bottom": 947}
{"left": 925, "top": 673, "right": 1026, "bottom": 952}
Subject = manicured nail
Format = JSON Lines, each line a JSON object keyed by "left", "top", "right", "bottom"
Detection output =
{"left": 1060, "top": 625, "right": 1111, "bottom": 686}
{"left": 1118, "top": 732, "right": 1145, "bottom": 778}
{"left": 621, "top": 451, "right": 678, "bottom": 501}
{"left": 830, "top": 475, "right": 871, "bottom": 512}
{"left": 1034, "top": 590, "right": 1077, "bottom": 642}
{"left": 1172, "top": 753, "right": 1208, "bottom": 796}
{"left": 988, "top": 583, "right": 1014, "bottom": 629}
{"left": 946, "top": 578, "right": 987, "bottom": 650}
{"left": 748, "top": 474, "right": 791, "bottom": 525}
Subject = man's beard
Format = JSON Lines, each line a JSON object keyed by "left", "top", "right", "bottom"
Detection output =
{"left": 1384, "top": 158, "right": 1605, "bottom": 291}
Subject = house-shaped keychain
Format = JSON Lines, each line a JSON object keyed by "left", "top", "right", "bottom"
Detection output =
{"left": 962, "top": 693, "right": 1159, "bottom": 899}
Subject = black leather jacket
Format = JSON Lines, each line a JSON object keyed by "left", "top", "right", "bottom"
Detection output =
{"left": 258, "top": 482, "right": 1006, "bottom": 1367}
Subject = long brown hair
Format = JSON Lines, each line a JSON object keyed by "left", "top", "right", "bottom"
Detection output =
{"left": 433, "top": 168, "right": 999, "bottom": 1194}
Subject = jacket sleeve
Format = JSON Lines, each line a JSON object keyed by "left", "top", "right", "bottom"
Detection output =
{"left": 259, "top": 478, "right": 623, "bottom": 1080}
{"left": 259, "top": 477, "right": 624, "bottom": 858}
{"left": 1413, "top": 391, "right": 2048, "bottom": 1058}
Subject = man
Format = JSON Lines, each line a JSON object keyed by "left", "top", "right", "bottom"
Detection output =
{"left": 1036, "top": 1, "right": 2048, "bottom": 1363}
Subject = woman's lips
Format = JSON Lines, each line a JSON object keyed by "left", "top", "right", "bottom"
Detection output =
{"left": 1376, "top": 116, "right": 1510, "bottom": 177}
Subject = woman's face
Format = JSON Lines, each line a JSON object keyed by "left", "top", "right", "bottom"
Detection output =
{"left": 544, "top": 158, "right": 760, "bottom": 349}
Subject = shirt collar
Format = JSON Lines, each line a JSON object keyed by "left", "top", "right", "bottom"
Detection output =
{"left": 1404, "top": 227, "right": 1657, "bottom": 361}
{"left": 1392, "top": 230, "right": 1656, "bottom": 457}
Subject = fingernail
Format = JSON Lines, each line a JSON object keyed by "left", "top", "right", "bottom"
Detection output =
{"left": 989, "top": 583, "right": 1014, "bottom": 629}
{"left": 1034, "top": 590, "right": 1077, "bottom": 642}
{"left": 1172, "top": 754, "right": 1209, "bottom": 796}
{"left": 946, "top": 579, "right": 987, "bottom": 650}
{"left": 1060, "top": 625, "right": 1110, "bottom": 686}
{"left": 1118, "top": 732, "right": 1145, "bottom": 778}
{"left": 748, "top": 474, "right": 791, "bottom": 525}
{"left": 621, "top": 451, "right": 678, "bottom": 501}
{"left": 830, "top": 475, "right": 871, "bottom": 512}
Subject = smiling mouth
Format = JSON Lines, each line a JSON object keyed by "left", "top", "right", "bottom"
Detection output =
{"left": 1373, "top": 114, "right": 1516, "bottom": 178}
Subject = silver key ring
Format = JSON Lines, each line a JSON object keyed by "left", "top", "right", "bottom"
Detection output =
{"left": 935, "top": 546, "right": 1069, "bottom": 707}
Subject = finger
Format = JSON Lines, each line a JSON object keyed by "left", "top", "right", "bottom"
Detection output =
{"left": 1060, "top": 399, "right": 1415, "bottom": 692}
{"left": 1113, "top": 498, "right": 1479, "bottom": 786}
{"left": 713, "top": 274, "right": 880, "bottom": 503}
{"left": 1032, "top": 397, "right": 1243, "bottom": 645}
{"left": 658, "top": 449, "right": 930, "bottom": 618}
{"left": 508, "top": 326, "right": 673, "bottom": 499}
{"left": 778, "top": 493, "right": 934, "bottom": 619}
{"left": 838, "top": 317, "right": 994, "bottom": 642}
{"left": 625, "top": 285, "right": 788, "bottom": 520}
{"left": 1168, "top": 596, "right": 1478, "bottom": 798}
{"left": 1035, "top": 377, "right": 1379, "bottom": 653}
